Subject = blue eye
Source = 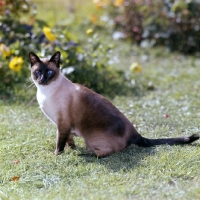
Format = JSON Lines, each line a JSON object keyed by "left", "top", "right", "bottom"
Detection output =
{"left": 47, "top": 70, "right": 53, "bottom": 76}
{"left": 35, "top": 70, "right": 40, "bottom": 76}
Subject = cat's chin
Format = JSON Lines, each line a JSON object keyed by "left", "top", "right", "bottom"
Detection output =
{"left": 33, "top": 82, "right": 47, "bottom": 87}
{"left": 37, "top": 79, "right": 53, "bottom": 86}
{"left": 38, "top": 82, "right": 50, "bottom": 86}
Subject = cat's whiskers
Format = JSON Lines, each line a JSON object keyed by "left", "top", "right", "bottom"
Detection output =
{"left": 26, "top": 82, "right": 36, "bottom": 90}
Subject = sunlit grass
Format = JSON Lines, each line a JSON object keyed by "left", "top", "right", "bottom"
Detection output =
{"left": 0, "top": 101, "right": 200, "bottom": 199}
{"left": 0, "top": 0, "right": 200, "bottom": 199}
{"left": 32, "top": 0, "right": 97, "bottom": 26}
{"left": 1, "top": 47, "right": 200, "bottom": 199}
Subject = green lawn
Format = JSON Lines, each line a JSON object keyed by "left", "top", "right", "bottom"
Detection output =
{"left": 0, "top": 46, "right": 200, "bottom": 199}
{"left": 32, "top": 0, "right": 97, "bottom": 26}
{"left": 0, "top": 0, "right": 200, "bottom": 199}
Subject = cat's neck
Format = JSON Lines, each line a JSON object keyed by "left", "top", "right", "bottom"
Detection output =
{"left": 34, "top": 72, "right": 76, "bottom": 96}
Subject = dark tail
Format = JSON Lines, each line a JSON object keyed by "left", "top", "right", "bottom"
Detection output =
{"left": 135, "top": 134, "right": 199, "bottom": 147}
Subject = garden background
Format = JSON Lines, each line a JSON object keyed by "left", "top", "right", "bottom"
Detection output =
{"left": 0, "top": 0, "right": 200, "bottom": 199}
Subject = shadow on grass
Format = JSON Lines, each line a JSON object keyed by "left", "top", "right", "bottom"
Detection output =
{"left": 78, "top": 145, "right": 157, "bottom": 172}
{"left": 76, "top": 141, "right": 200, "bottom": 172}
{"left": 190, "top": 143, "right": 200, "bottom": 147}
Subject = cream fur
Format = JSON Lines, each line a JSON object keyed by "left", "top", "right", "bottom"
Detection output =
{"left": 33, "top": 71, "right": 76, "bottom": 125}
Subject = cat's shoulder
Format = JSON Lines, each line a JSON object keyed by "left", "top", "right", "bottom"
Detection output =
{"left": 74, "top": 83, "right": 96, "bottom": 94}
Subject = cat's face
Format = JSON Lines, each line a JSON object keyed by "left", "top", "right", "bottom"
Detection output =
{"left": 29, "top": 51, "right": 60, "bottom": 86}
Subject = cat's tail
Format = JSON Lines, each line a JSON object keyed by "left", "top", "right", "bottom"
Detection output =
{"left": 135, "top": 133, "right": 199, "bottom": 147}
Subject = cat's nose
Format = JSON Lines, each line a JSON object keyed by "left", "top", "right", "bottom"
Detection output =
{"left": 39, "top": 75, "right": 45, "bottom": 84}
{"left": 39, "top": 77, "right": 46, "bottom": 84}
{"left": 39, "top": 80, "right": 45, "bottom": 84}
{"left": 39, "top": 79, "right": 46, "bottom": 84}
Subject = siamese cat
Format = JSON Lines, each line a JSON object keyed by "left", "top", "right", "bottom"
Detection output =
{"left": 29, "top": 51, "right": 199, "bottom": 157}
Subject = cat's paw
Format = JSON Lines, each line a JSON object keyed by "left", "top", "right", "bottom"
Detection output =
{"left": 66, "top": 143, "right": 76, "bottom": 149}
{"left": 54, "top": 150, "right": 64, "bottom": 155}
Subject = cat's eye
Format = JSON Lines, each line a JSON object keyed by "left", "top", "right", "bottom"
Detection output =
{"left": 35, "top": 70, "right": 40, "bottom": 76}
{"left": 47, "top": 70, "right": 53, "bottom": 76}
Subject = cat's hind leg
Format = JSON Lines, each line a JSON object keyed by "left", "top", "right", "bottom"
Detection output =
{"left": 66, "top": 133, "right": 76, "bottom": 149}
{"left": 84, "top": 133, "right": 127, "bottom": 157}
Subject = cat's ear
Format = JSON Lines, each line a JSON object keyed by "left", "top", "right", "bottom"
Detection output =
{"left": 49, "top": 51, "right": 61, "bottom": 68}
{"left": 29, "top": 52, "right": 41, "bottom": 67}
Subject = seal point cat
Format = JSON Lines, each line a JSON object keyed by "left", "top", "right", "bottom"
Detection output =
{"left": 29, "top": 51, "right": 199, "bottom": 157}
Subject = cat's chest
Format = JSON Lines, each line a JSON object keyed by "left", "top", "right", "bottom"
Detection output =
{"left": 37, "top": 90, "right": 46, "bottom": 108}
{"left": 37, "top": 89, "right": 57, "bottom": 124}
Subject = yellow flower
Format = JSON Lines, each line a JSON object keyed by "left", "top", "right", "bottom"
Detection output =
{"left": 9, "top": 57, "right": 24, "bottom": 72}
{"left": 130, "top": 62, "right": 142, "bottom": 73}
{"left": 0, "top": 43, "right": 11, "bottom": 57}
{"left": 86, "top": 29, "right": 94, "bottom": 34}
{"left": 43, "top": 26, "right": 56, "bottom": 42}
{"left": 114, "top": 0, "right": 124, "bottom": 7}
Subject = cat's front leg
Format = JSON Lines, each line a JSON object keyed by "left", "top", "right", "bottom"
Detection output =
{"left": 54, "top": 127, "right": 72, "bottom": 155}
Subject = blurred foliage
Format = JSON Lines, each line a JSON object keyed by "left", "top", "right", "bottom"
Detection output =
{"left": 0, "top": 0, "right": 134, "bottom": 98}
{"left": 93, "top": 0, "right": 200, "bottom": 54}
{"left": 2, "top": 0, "right": 200, "bottom": 100}
{"left": 0, "top": 0, "right": 37, "bottom": 95}
{"left": 63, "top": 33, "right": 128, "bottom": 95}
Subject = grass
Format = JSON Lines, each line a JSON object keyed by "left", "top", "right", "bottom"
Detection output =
{"left": 0, "top": 106, "right": 198, "bottom": 200}
{"left": 32, "top": 0, "right": 97, "bottom": 26}
{"left": 1, "top": 0, "right": 200, "bottom": 199}
{"left": 0, "top": 47, "right": 200, "bottom": 199}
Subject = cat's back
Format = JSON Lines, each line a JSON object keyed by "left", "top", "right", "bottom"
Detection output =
{"left": 75, "top": 84, "right": 116, "bottom": 110}
{"left": 74, "top": 84, "right": 126, "bottom": 121}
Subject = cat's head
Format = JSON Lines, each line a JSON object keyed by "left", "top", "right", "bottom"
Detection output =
{"left": 29, "top": 51, "right": 61, "bottom": 86}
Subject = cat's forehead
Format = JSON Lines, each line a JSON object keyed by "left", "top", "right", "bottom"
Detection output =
{"left": 36, "top": 57, "right": 56, "bottom": 67}
{"left": 40, "top": 57, "right": 50, "bottom": 62}
{"left": 31, "top": 60, "right": 57, "bottom": 72}
{"left": 31, "top": 60, "right": 48, "bottom": 70}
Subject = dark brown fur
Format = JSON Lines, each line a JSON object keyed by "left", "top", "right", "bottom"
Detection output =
{"left": 29, "top": 51, "right": 200, "bottom": 157}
